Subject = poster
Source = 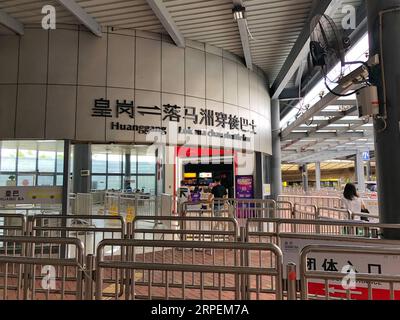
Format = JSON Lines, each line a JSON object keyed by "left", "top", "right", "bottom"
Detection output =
{"left": 235, "top": 176, "right": 254, "bottom": 219}
{"left": 235, "top": 175, "right": 254, "bottom": 199}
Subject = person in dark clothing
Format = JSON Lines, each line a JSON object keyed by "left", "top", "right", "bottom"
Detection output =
{"left": 209, "top": 178, "right": 227, "bottom": 217}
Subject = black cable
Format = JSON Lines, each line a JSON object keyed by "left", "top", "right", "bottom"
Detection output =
{"left": 324, "top": 78, "right": 369, "bottom": 97}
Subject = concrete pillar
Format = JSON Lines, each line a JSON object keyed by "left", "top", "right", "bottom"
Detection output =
{"left": 355, "top": 151, "right": 366, "bottom": 193}
{"left": 367, "top": 0, "right": 400, "bottom": 238}
{"left": 271, "top": 99, "right": 282, "bottom": 200}
{"left": 61, "top": 140, "right": 71, "bottom": 215}
{"left": 315, "top": 162, "right": 321, "bottom": 191}
{"left": 366, "top": 161, "right": 372, "bottom": 181}
{"left": 73, "top": 143, "right": 92, "bottom": 194}
{"left": 301, "top": 164, "right": 308, "bottom": 193}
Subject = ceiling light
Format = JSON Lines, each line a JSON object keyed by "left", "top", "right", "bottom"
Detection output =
{"left": 233, "top": 5, "right": 245, "bottom": 21}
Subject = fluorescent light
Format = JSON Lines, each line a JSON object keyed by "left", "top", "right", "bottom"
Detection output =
{"left": 232, "top": 5, "right": 245, "bottom": 21}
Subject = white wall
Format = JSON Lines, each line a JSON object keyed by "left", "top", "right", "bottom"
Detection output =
{"left": 0, "top": 25, "right": 272, "bottom": 155}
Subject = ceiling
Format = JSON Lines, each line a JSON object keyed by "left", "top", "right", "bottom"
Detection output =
{"left": 0, "top": 0, "right": 366, "bottom": 90}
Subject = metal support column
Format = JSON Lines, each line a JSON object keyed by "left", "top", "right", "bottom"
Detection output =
{"left": 315, "top": 162, "right": 321, "bottom": 191}
{"left": 367, "top": 0, "right": 400, "bottom": 238}
{"left": 301, "top": 164, "right": 308, "bottom": 193}
{"left": 355, "top": 151, "right": 366, "bottom": 193}
{"left": 124, "top": 151, "right": 131, "bottom": 190}
{"left": 271, "top": 99, "right": 282, "bottom": 200}
{"left": 73, "top": 143, "right": 92, "bottom": 194}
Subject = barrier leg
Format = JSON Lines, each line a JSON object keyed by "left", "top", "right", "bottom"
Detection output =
{"left": 287, "top": 263, "right": 297, "bottom": 300}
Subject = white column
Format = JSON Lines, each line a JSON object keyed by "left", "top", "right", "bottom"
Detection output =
{"left": 315, "top": 162, "right": 321, "bottom": 191}
{"left": 355, "top": 151, "right": 366, "bottom": 193}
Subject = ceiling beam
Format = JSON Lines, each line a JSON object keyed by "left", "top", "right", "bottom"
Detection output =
{"left": 232, "top": 0, "right": 253, "bottom": 70}
{"left": 57, "top": 0, "right": 102, "bottom": 37}
{"left": 146, "top": 0, "right": 185, "bottom": 48}
{"left": 0, "top": 10, "right": 24, "bottom": 35}
{"left": 284, "top": 131, "right": 365, "bottom": 140}
{"left": 270, "top": 0, "right": 342, "bottom": 99}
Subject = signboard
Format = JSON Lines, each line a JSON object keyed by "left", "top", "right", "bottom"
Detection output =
{"left": 263, "top": 184, "right": 271, "bottom": 197}
{"left": 184, "top": 173, "right": 197, "bottom": 179}
{"left": 281, "top": 235, "right": 400, "bottom": 300}
{"left": 362, "top": 151, "right": 370, "bottom": 161}
{"left": 199, "top": 172, "right": 212, "bottom": 178}
{"left": 235, "top": 176, "right": 254, "bottom": 199}
{"left": 0, "top": 187, "right": 63, "bottom": 205}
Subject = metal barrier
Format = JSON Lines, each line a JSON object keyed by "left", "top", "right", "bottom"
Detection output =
{"left": 351, "top": 212, "right": 380, "bottom": 223}
{"left": 293, "top": 204, "right": 318, "bottom": 222}
{"left": 27, "top": 215, "right": 126, "bottom": 256}
{"left": 213, "top": 198, "right": 276, "bottom": 220}
{"left": 0, "top": 207, "right": 61, "bottom": 216}
{"left": 276, "top": 201, "right": 294, "bottom": 219}
{"left": 132, "top": 216, "right": 239, "bottom": 242}
{"left": 0, "top": 236, "right": 85, "bottom": 300}
{"left": 244, "top": 218, "right": 400, "bottom": 246}
{"left": 299, "top": 245, "right": 400, "bottom": 300}
{"left": 318, "top": 207, "right": 351, "bottom": 220}
{"left": 0, "top": 213, "right": 26, "bottom": 237}
{"left": 95, "top": 239, "right": 283, "bottom": 300}
{"left": 279, "top": 195, "right": 342, "bottom": 209}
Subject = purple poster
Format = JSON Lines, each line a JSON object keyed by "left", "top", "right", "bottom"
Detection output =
{"left": 235, "top": 175, "right": 254, "bottom": 199}
{"left": 235, "top": 175, "right": 255, "bottom": 218}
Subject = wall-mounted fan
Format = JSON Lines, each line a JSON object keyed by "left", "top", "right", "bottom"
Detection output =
{"left": 309, "top": 14, "right": 370, "bottom": 97}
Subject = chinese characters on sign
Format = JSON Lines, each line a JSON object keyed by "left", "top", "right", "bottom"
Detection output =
{"left": 91, "top": 99, "right": 257, "bottom": 141}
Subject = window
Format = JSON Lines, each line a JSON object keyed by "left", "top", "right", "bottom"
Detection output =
{"left": 38, "top": 151, "right": 56, "bottom": 172}
{"left": 0, "top": 141, "right": 64, "bottom": 188}
{"left": 37, "top": 175, "right": 54, "bottom": 186}
{"left": 92, "top": 154, "right": 107, "bottom": 174}
{"left": 91, "top": 146, "right": 157, "bottom": 194}
{"left": 18, "top": 149, "right": 37, "bottom": 172}
{"left": 1, "top": 148, "right": 16, "bottom": 171}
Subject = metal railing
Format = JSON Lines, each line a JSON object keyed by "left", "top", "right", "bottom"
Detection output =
{"left": 132, "top": 216, "right": 239, "bottom": 242}
{"left": 95, "top": 239, "right": 283, "bottom": 300}
{"left": 0, "top": 213, "right": 26, "bottom": 237}
{"left": 27, "top": 215, "right": 126, "bottom": 256}
{"left": 299, "top": 245, "right": 400, "bottom": 300}
{"left": 279, "top": 195, "right": 342, "bottom": 209}
{"left": 0, "top": 236, "right": 85, "bottom": 300}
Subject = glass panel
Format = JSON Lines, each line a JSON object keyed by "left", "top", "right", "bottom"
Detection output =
{"left": 137, "top": 175, "right": 156, "bottom": 194}
{"left": 1, "top": 148, "right": 17, "bottom": 171}
{"left": 56, "top": 175, "right": 63, "bottom": 186}
{"left": 18, "top": 149, "right": 37, "bottom": 172}
{"left": 0, "top": 175, "right": 14, "bottom": 187}
{"left": 92, "top": 175, "right": 106, "bottom": 190}
{"left": 138, "top": 155, "right": 156, "bottom": 174}
{"left": 56, "top": 152, "right": 64, "bottom": 173}
{"left": 38, "top": 151, "right": 56, "bottom": 172}
{"left": 17, "top": 175, "right": 35, "bottom": 187}
{"left": 107, "top": 176, "right": 122, "bottom": 190}
{"left": 92, "top": 154, "right": 107, "bottom": 174}
{"left": 37, "top": 175, "right": 54, "bottom": 186}
{"left": 130, "top": 154, "right": 137, "bottom": 174}
{"left": 108, "top": 154, "right": 122, "bottom": 174}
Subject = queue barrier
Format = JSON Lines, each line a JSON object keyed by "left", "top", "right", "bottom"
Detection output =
{"left": 132, "top": 216, "right": 239, "bottom": 243}
{"left": 95, "top": 239, "right": 283, "bottom": 300}
{"left": 0, "top": 236, "right": 85, "bottom": 300}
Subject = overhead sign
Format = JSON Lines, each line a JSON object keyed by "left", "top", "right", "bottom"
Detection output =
{"left": 362, "top": 151, "right": 370, "bottom": 161}
{"left": 92, "top": 99, "right": 257, "bottom": 142}
{"left": 281, "top": 235, "right": 400, "bottom": 300}
{"left": 0, "top": 187, "right": 63, "bottom": 205}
